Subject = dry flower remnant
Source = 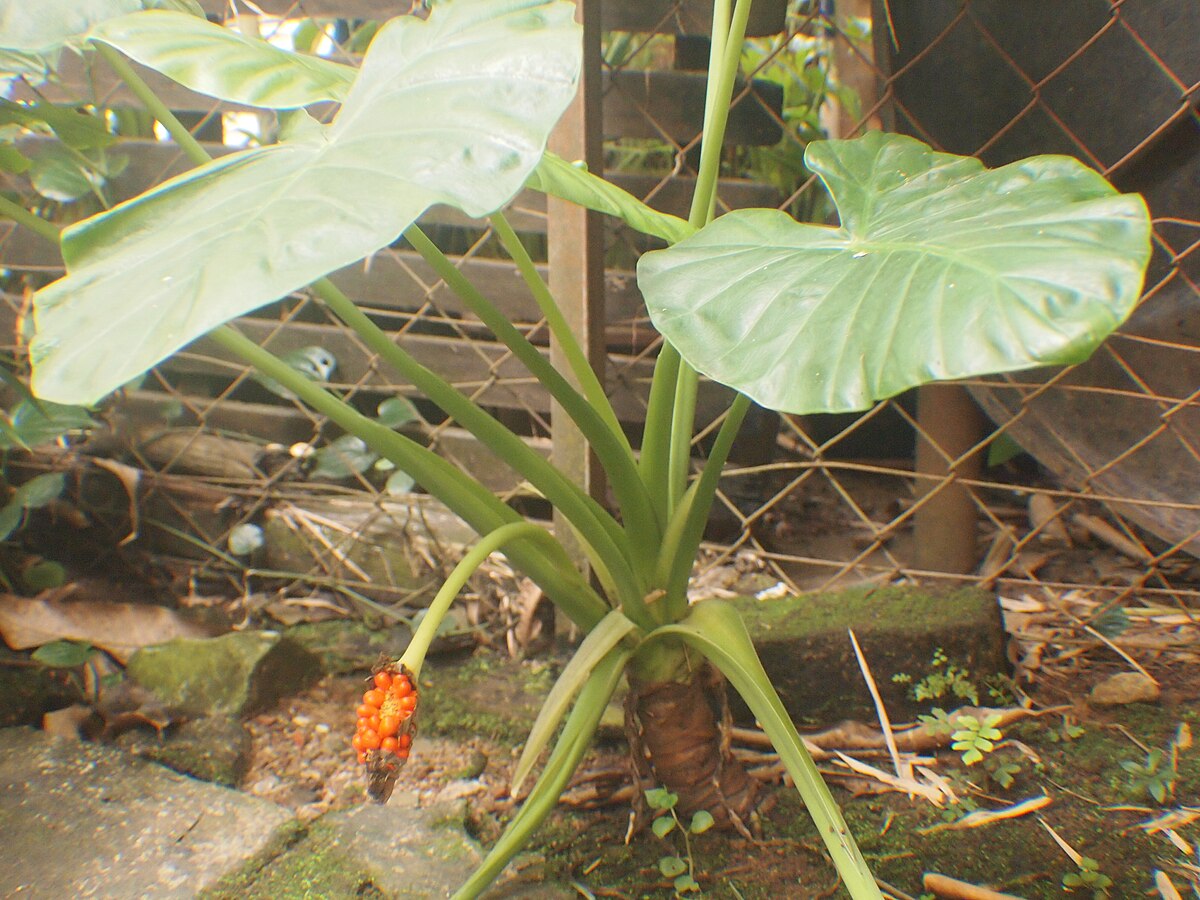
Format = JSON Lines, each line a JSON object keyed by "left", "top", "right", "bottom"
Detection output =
{"left": 353, "top": 663, "right": 418, "bottom": 802}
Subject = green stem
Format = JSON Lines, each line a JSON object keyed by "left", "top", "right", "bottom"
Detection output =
{"left": 209, "top": 324, "right": 609, "bottom": 629}
{"left": 638, "top": 342, "right": 679, "bottom": 530}
{"left": 404, "top": 223, "right": 661, "bottom": 582}
{"left": 661, "top": 392, "right": 750, "bottom": 619}
{"left": 400, "top": 521, "right": 556, "bottom": 679}
{"left": 0, "top": 194, "right": 60, "bottom": 246}
{"left": 489, "top": 211, "right": 628, "bottom": 454}
{"left": 311, "top": 276, "right": 646, "bottom": 612}
{"left": 649, "top": 0, "right": 754, "bottom": 521}
{"left": 94, "top": 42, "right": 209, "bottom": 166}
{"left": 666, "top": 363, "right": 699, "bottom": 512}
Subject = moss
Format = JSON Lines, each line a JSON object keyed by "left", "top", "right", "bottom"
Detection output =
{"left": 201, "top": 821, "right": 389, "bottom": 900}
{"left": 419, "top": 654, "right": 555, "bottom": 744}
{"left": 732, "top": 584, "right": 1007, "bottom": 723}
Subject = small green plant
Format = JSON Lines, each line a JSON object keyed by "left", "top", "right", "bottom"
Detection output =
{"left": 645, "top": 787, "right": 714, "bottom": 896}
{"left": 985, "top": 755, "right": 1022, "bottom": 790}
{"left": 1120, "top": 747, "right": 1176, "bottom": 804}
{"left": 950, "top": 713, "right": 1003, "bottom": 765}
{"left": 1062, "top": 857, "right": 1112, "bottom": 897}
{"left": 917, "top": 706, "right": 954, "bottom": 736}
{"left": 893, "top": 648, "right": 979, "bottom": 706}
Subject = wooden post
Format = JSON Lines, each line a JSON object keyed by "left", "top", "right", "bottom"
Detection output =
{"left": 547, "top": 1, "right": 606, "bottom": 591}
{"left": 913, "top": 384, "right": 985, "bottom": 575}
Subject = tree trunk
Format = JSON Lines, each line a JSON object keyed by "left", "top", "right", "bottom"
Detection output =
{"left": 629, "top": 666, "right": 759, "bottom": 829}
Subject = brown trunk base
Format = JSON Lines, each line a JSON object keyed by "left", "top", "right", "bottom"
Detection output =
{"left": 627, "top": 666, "right": 759, "bottom": 833}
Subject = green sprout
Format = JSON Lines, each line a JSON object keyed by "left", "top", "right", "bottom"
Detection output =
{"left": 645, "top": 787, "right": 714, "bottom": 896}
{"left": 1062, "top": 857, "right": 1112, "bottom": 898}
{"left": 950, "top": 714, "right": 1003, "bottom": 765}
{"left": 1120, "top": 747, "right": 1176, "bottom": 804}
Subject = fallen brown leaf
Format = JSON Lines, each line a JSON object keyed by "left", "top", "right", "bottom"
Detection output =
{"left": 0, "top": 589, "right": 222, "bottom": 663}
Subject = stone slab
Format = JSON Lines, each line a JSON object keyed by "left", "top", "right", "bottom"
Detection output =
{"left": 0, "top": 727, "right": 293, "bottom": 899}
{"left": 734, "top": 584, "right": 1009, "bottom": 724}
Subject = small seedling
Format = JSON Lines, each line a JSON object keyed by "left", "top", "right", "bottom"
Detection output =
{"left": 645, "top": 787, "right": 714, "bottom": 896}
{"left": 1046, "top": 721, "right": 1087, "bottom": 743}
{"left": 1120, "top": 747, "right": 1176, "bottom": 804}
{"left": 1062, "top": 857, "right": 1112, "bottom": 897}
{"left": 985, "top": 756, "right": 1023, "bottom": 790}
{"left": 950, "top": 714, "right": 1003, "bottom": 765}
{"left": 893, "top": 649, "right": 979, "bottom": 706}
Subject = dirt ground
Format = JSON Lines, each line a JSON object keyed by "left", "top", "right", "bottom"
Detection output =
{"left": 234, "top": 642, "right": 1200, "bottom": 900}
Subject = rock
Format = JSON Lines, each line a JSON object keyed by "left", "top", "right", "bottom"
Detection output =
{"left": 285, "top": 619, "right": 409, "bottom": 675}
{"left": 207, "top": 795, "right": 485, "bottom": 899}
{"left": 0, "top": 727, "right": 292, "bottom": 898}
{"left": 733, "top": 584, "right": 1009, "bottom": 724}
{"left": 1089, "top": 672, "right": 1161, "bottom": 707}
{"left": 0, "top": 647, "right": 76, "bottom": 727}
{"left": 127, "top": 632, "right": 320, "bottom": 718}
{"left": 115, "top": 716, "right": 252, "bottom": 786}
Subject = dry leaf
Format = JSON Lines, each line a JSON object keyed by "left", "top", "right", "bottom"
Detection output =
{"left": 1155, "top": 870, "right": 1184, "bottom": 900}
{"left": 0, "top": 591, "right": 221, "bottom": 663}
{"left": 920, "top": 795, "right": 1051, "bottom": 834}
{"left": 42, "top": 704, "right": 94, "bottom": 739}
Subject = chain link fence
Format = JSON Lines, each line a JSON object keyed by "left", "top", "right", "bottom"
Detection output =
{"left": 2, "top": 1, "right": 1198, "bottom": 664}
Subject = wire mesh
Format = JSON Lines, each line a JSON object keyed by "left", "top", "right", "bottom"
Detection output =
{"left": 0, "top": 0, "right": 1197, "bottom": 667}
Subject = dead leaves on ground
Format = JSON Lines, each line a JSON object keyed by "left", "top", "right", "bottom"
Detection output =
{"left": 0, "top": 586, "right": 220, "bottom": 663}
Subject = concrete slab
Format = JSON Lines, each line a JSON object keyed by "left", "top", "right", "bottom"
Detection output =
{"left": 0, "top": 727, "right": 293, "bottom": 899}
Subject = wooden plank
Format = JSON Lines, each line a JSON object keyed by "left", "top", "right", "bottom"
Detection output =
{"left": 0, "top": 220, "right": 647, "bottom": 327}
{"left": 117, "top": 390, "right": 543, "bottom": 493}
{"left": 9, "top": 133, "right": 777, "bottom": 224}
{"left": 548, "top": 0, "right": 606, "bottom": 581}
{"left": 603, "top": 0, "right": 789, "bottom": 37}
{"left": 197, "top": 0, "right": 788, "bottom": 37}
{"left": 18, "top": 59, "right": 783, "bottom": 146}
{"left": 199, "top": 0, "right": 414, "bottom": 18}
{"left": 603, "top": 70, "right": 783, "bottom": 145}
{"left": 168, "top": 316, "right": 735, "bottom": 424}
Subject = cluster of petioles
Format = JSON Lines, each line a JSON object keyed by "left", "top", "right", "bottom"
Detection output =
{"left": 353, "top": 663, "right": 418, "bottom": 802}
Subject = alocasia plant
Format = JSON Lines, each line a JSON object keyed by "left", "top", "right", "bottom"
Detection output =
{"left": 0, "top": 1, "right": 1151, "bottom": 897}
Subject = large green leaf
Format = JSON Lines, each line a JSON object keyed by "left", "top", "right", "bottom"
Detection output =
{"left": 653, "top": 599, "right": 882, "bottom": 900}
{"left": 638, "top": 132, "right": 1152, "bottom": 414}
{"left": 88, "top": 10, "right": 356, "bottom": 109}
{"left": 30, "top": 0, "right": 581, "bottom": 405}
{"left": 0, "top": 0, "right": 141, "bottom": 52}
{"left": 527, "top": 152, "right": 695, "bottom": 245}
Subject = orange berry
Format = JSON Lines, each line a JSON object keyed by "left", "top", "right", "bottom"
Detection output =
{"left": 397, "top": 749, "right": 410, "bottom": 760}
{"left": 360, "top": 729, "right": 381, "bottom": 750}
{"left": 378, "top": 715, "right": 400, "bottom": 737}
{"left": 398, "top": 694, "right": 417, "bottom": 713}
{"left": 374, "top": 671, "right": 393, "bottom": 691}
{"left": 392, "top": 678, "right": 413, "bottom": 698}
{"left": 356, "top": 704, "right": 375, "bottom": 719}
{"left": 366, "top": 715, "right": 380, "bottom": 733}
{"left": 398, "top": 733, "right": 412, "bottom": 749}
{"left": 363, "top": 689, "right": 386, "bottom": 708}
{"left": 381, "top": 736, "right": 398, "bottom": 753}
{"left": 352, "top": 733, "right": 365, "bottom": 751}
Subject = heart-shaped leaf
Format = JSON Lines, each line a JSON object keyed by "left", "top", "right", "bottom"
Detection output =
{"left": 638, "top": 132, "right": 1152, "bottom": 414}
{"left": 31, "top": 0, "right": 581, "bottom": 405}
{"left": 0, "top": 0, "right": 141, "bottom": 53}
{"left": 87, "top": 10, "right": 357, "bottom": 109}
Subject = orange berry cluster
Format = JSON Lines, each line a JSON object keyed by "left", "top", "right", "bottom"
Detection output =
{"left": 352, "top": 668, "right": 417, "bottom": 764}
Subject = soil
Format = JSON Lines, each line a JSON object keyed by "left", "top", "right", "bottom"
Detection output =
{"left": 232, "top": 646, "right": 1200, "bottom": 900}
